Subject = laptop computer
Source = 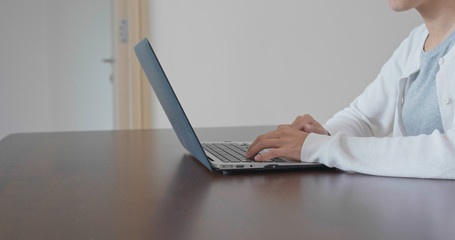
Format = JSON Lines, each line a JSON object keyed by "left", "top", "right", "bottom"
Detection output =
{"left": 134, "top": 38, "right": 323, "bottom": 172}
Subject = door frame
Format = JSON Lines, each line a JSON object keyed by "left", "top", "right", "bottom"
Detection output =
{"left": 112, "top": 0, "right": 151, "bottom": 129}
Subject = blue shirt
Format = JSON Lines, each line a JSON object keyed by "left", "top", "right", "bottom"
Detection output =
{"left": 402, "top": 30, "right": 455, "bottom": 136}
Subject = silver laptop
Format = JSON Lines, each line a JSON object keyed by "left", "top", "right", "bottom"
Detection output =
{"left": 134, "top": 38, "right": 322, "bottom": 172}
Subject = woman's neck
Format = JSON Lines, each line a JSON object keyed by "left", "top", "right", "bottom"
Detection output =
{"left": 417, "top": 0, "right": 455, "bottom": 51}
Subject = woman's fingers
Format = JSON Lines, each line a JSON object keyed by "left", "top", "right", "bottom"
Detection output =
{"left": 245, "top": 115, "right": 328, "bottom": 162}
{"left": 289, "top": 114, "right": 329, "bottom": 135}
{"left": 246, "top": 127, "right": 308, "bottom": 161}
{"left": 246, "top": 131, "right": 283, "bottom": 158}
{"left": 254, "top": 148, "right": 286, "bottom": 161}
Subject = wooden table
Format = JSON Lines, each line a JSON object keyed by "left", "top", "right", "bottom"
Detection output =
{"left": 0, "top": 126, "right": 454, "bottom": 240}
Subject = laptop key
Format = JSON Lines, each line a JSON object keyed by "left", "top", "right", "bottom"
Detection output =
{"left": 204, "top": 143, "right": 262, "bottom": 163}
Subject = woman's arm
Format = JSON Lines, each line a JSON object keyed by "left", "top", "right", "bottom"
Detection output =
{"left": 302, "top": 130, "right": 455, "bottom": 179}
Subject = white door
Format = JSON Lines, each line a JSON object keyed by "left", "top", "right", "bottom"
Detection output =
{"left": 45, "top": 0, "right": 114, "bottom": 131}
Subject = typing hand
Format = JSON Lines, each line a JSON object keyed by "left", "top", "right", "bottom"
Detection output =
{"left": 245, "top": 114, "right": 328, "bottom": 162}
{"left": 282, "top": 114, "right": 329, "bottom": 135}
{"left": 245, "top": 126, "right": 309, "bottom": 162}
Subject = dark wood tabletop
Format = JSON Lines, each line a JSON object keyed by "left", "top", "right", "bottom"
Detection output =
{"left": 0, "top": 126, "right": 454, "bottom": 240}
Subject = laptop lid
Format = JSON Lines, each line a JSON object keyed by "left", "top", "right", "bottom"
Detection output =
{"left": 134, "top": 38, "right": 213, "bottom": 171}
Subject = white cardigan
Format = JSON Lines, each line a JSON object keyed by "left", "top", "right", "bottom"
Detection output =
{"left": 301, "top": 24, "right": 455, "bottom": 179}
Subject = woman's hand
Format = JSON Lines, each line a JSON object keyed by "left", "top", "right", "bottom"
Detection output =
{"left": 245, "top": 126, "right": 309, "bottom": 161}
{"left": 245, "top": 114, "right": 328, "bottom": 161}
{"left": 285, "top": 114, "right": 329, "bottom": 135}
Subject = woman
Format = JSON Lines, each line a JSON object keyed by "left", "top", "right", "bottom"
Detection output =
{"left": 246, "top": 0, "right": 455, "bottom": 179}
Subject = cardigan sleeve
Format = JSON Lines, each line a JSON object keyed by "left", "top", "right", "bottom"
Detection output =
{"left": 301, "top": 130, "right": 455, "bottom": 179}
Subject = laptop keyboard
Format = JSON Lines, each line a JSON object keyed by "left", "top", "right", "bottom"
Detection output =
{"left": 202, "top": 143, "right": 287, "bottom": 163}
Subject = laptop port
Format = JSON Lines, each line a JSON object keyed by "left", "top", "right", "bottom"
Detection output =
{"left": 236, "top": 165, "right": 244, "bottom": 168}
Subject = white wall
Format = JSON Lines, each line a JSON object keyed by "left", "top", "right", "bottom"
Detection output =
{"left": 0, "top": 0, "right": 113, "bottom": 140}
{"left": 0, "top": 0, "right": 50, "bottom": 139}
{"left": 148, "top": 0, "right": 422, "bottom": 129}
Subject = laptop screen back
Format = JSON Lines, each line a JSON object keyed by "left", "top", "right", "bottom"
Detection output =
{"left": 134, "top": 38, "right": 212, "bottom": 171}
